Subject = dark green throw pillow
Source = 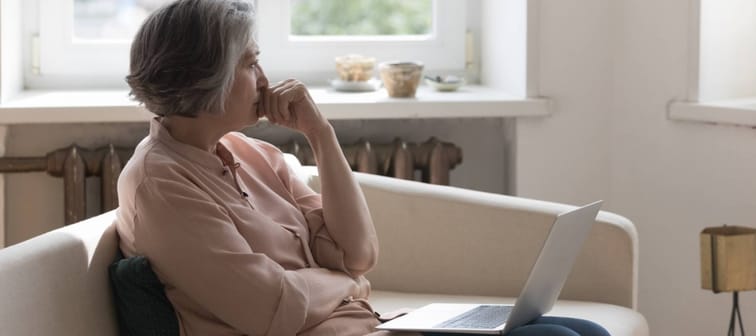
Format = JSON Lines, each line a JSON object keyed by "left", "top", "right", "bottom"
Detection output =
{"left": 109, "top": 253, "right": 179, "bottom": 336}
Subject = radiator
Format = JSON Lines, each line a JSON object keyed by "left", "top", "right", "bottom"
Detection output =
{"left": 0, "top": 138, "right": 461, "bottom": 225}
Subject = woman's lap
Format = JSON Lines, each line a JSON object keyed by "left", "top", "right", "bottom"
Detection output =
{"left": 421, "top": 316, "right": 609, "bottom": 336}
{"left": 527, "top": 316, "right": 609, "bottom": 336}
{"left": 506, "top": 324, "right": 579, "bottom": 336}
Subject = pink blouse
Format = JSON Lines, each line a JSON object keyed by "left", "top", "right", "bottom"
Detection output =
{"left": 115, "top": 118, "right": 381, "bottom": 336}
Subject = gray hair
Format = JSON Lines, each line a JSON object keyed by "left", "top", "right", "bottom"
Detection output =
{"left": 126, "top": 0, "right": 255, "bottom": 117}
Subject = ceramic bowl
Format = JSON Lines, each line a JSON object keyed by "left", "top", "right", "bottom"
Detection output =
{"left": 379, "top": 61, "right": 424, "bottom": 98}
{"left": 425, "top": 75, "right": 465, "bottom": 92}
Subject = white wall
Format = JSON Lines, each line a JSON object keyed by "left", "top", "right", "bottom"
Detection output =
{"left": 512, "top": 0, "right": 756, "bottom": 334}
{"left": 610, "top": 0, "right": 756, "bottom": 334}
{"left": 480, "top": 0, "right": 527, "bottom": 97}
{"left": 514, "top": 0, "right": 612, "bottom": 204}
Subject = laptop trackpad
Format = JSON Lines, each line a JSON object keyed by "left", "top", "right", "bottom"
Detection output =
{"left": 435, "top": 305, "right": 512, "bottom": 329}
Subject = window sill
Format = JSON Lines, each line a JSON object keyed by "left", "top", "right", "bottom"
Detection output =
{"left": 668, "top": 99, "right": 756, "bottom": 127}
{"left": 0, "top": 85, "right": 552, "bottom": 124}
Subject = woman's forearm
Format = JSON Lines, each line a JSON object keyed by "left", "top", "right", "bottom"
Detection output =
{"left": 262, "top": 81, "right": 378, "bottom": 275}
{"left": 305, "top": 124, "right": 378, "bottom": 275}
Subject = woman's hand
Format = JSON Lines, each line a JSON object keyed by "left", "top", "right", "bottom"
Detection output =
{"left": 259, "top": 79, "right": 331, "bottom": 139}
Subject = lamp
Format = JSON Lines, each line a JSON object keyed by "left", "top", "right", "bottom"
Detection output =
{"left": 701, "top": 225, "right": 756, "bottom": 336}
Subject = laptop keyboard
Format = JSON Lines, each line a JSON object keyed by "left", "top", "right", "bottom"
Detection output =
{"left": 434, "top": 305, "right": 512, "bottom": 329}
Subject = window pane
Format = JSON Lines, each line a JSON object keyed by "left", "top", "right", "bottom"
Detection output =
{"left": 74, "top": 0, "right": 170, "bottom": 40}
{"left": 290, "top": 0, "right": 433, "bottom": 36}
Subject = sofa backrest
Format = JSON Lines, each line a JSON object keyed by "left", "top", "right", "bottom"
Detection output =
{"left": 0, "top": 211, "right": 120, "bottom": 336}
{"left": 306, "top": 168, "right": 639, "bottom": 309}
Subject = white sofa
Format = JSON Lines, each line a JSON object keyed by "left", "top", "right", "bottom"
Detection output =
{"left": 0, "top": 164, "right": 648, "bottom": 336}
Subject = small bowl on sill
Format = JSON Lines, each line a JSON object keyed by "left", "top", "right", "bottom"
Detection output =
{"left": 425, "top": 75, "right": 465, "bottom": 92}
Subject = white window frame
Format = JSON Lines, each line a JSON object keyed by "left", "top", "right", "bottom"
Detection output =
{"left": 37, "top": 0, "right": 130, "bottom": 86}
{"left": 30, "top": 0, "right": 466, "bottom": 88}
{"left": 668, "top": 0, "right": 756, "bottom": 127}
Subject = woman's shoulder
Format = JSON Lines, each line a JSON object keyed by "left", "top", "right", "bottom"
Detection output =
{"left": 222, "top": 131, "right": 278, "bottom": 148}
{"left": 222, "top": 132, "right": 285, "bottom": 160}
{"left": 120, "top": 137, "right": 190, "bottom": 188}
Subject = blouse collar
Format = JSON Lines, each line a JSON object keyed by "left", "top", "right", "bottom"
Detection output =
{"left": 149, "top": 117, "right": 232, "bottom": 170}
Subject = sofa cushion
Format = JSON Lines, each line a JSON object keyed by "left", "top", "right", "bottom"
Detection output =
{"left": 109, "top": 255, "right": 179, "bottom": 336}
{"left": 368, "top": 290, "right": 649, "bottom": 336}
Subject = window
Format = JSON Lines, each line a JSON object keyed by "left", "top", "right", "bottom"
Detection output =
{"left": 290, "top": 0, "right": 433, "bottom": 37}
{"left": 73, "top": 0, "right": 169, "bottom": 41}
{"left": 696, "top": 0, "right": 756, "bottom": 102}
{"left": 667, "top": 0, "right": 756, "bottom": 126}
{"left": 32, "top": 0, "right": 138, "bottom": 88}
{"left": 28, "top": 0, "right": 466, "bottom": 89}
{"left": 257, "top": 0, "right": 465, "bottom": 82}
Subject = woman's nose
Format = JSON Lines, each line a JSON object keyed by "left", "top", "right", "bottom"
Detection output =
{"left": 256, "top": 65, "right": 269, "bottom": 88}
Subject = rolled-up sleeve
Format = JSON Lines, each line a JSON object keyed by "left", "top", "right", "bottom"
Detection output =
{"left": 282, "top": 161, "right": 356, "bottom": 274}
{"left": 251, "top": 139, "right": 377, "bottom": 276}
{"left": 133, "top": 175, "right": 310, "bottom": 335}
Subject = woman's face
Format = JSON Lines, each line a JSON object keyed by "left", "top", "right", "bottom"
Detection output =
{"left": 223, "top": 44, "right": 268, "bottom": 129}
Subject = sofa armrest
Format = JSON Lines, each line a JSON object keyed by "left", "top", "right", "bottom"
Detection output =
{"left": 301, "top": 168, "right": 638, "bottom": 309}
{"left": 0, "top": 211, "right": 120, "bottom": 336}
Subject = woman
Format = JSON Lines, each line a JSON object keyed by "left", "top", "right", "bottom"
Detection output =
{"left": 116, "top": 1, "right": 609, "bottom": 335}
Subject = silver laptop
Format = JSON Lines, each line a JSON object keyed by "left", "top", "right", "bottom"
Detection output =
{"left": 376, "top": 200, "right": 603, "bottom": 335}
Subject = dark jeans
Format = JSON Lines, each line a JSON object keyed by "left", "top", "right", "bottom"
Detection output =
{"left": 424, "top": 316, "right": 610, "bottom": 336}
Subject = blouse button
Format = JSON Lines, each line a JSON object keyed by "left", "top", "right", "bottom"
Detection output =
{"left": 294, "top": 232, "right": 301, "bottom": 239}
